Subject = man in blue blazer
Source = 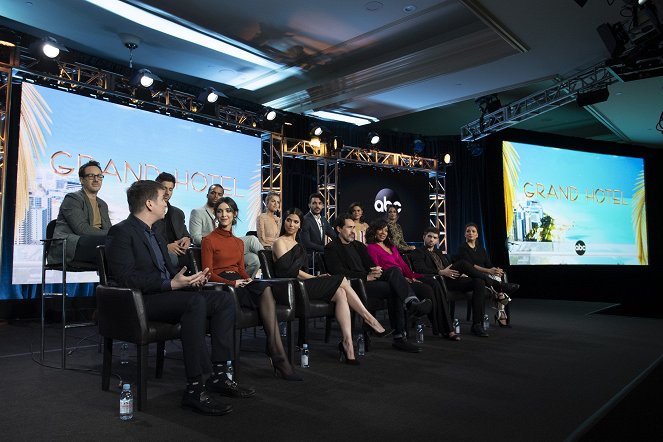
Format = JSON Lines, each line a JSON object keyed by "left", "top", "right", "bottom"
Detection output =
{"left": 300, "top": 192, "right": 336, "bottom": 253}
{"left": 105, "top": 180, "right": 254, "bottom": 416}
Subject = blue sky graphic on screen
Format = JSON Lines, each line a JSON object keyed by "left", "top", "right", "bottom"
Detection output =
{"left": 13, "top": 83, "right": 261, "bottom": 284}
{"left": 503, "top": 141, "right": 648, "bottom": 265}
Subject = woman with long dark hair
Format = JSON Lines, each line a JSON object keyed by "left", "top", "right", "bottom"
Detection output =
{"left": 201, "top": 197, "right": 302, "bottom": 380}
{"left": 348, "top": 202, "right": 369, "bottom": 243}
{"left": 272, "top": 208, "right": 392, "bottom": 365}
{"left": 366, "top": 219, "right": 460, "bottom": 341}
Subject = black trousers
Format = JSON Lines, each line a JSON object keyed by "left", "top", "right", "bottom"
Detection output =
{"left": 73, "top": 234, "right": 107, "bottom": 264}
{"left": 415, "top": 276, "right": 453, "bottom": 335}
{"left": 364, "top": 267, "right": 416, "bottom": 335}
{"left": 451, "top": 259, "right": 503, "bottom": 292}
{"left": 143, "top": 290, "right": 235, "bottom": 380}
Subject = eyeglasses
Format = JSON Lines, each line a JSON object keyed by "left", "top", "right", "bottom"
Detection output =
{"left": 84, "top": 174, "right": 104, "bottom": 181}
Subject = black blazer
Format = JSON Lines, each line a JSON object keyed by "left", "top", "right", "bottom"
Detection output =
{"left": 324, "top": 238, "right": 376, "bottom": 280}
{"left": 105, "top": 215, "right": 178, "bottom": 294}
{"left": 409, "top": 247, "right": 451, "bottom": 275}
{"left": 300, "top": 211, "right": 336, "bottom": 252}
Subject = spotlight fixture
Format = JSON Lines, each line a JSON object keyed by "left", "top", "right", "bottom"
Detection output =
{"left": 0, "top": 29, "right": 18, "bottom": 47}
{"left": 331, "top": 136, "right": 344, "bottom": 153}
{"left": 368, "top": 132, "right": 380, "bottom": 146}
{"left": 413, "top": 139, "right": 425, "bottom": 154}
{"left": 264, "top": 109, "right": 277, "bottom": 121}
{"left": 311, "top": 125, "right": 324, "bottom": 137}
{"left": 197, "top": 87, "right": 226, "bottom": 103}
{"left": 475, "top": 94, "right": 501, "bottom": 114}
{"left": 442, "top": 153, "right": 453, "bottom": 165}
{"left": 576, "top": 87, "right": 610, "bottom": 106}
{"left": 31, "top": 36, "right": 68, "bottom": 59}
{"left": 129, "top": 68, "right": 161, "bottom": 88}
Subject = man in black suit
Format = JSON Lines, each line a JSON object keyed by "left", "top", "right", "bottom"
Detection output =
{"left": 105, "top": 180, "right": 254, "bottom": 416}
{"left": 300, "top": 192, "right": 336, "bottom": 253}
{"left": 409, "top": 228, "right": 518, "bottom": 337}
{"left": 325, "top": 214, "right": 431, "bottom": 353}
{"left": 153, "top": 172, "right": 192, "bottom": 268}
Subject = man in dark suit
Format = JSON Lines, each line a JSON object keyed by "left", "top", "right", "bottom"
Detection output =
{"left": 409, "top": 228, "right": 518, "bottom": 337}
{"left": 105, "top": 180, "right": 254, "bottom": 416}
{"left": 50, "top": 160, "right": 112, "bottom": 265}
{"left": 325, "top": 213, "right": 431, "bottom": 353}
{"left": 300, "top": 192, "right": 336, "bottom": 253}
{"left": 153, "top": 172, "right": 192, "bottom": 268}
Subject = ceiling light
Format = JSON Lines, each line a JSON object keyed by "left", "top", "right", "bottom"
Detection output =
{"left": 130, "top": 68, "right": 160, "bottom": 88}
{"left": 368, "top": 132, "right": 380, "bottom": 146}
{"left": 308, "top": 110, "right": 379, "bottom": 126}
{"left": 85, "top": 0, "right": 281, "bottom": 70}
{"left": 264, "top": 109, "right": 277, "bottom": 121}
{"left": 197, "top": 87, "right": 226, "bottom": 103}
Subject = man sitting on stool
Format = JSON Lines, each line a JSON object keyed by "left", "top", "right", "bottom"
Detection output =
{"left": 106, "top": 180, "right": 255, "bottom": 416}
{"left": 50, "top": 160, "right": 111, "bottom": 266}
{"left": 325, "top": 213, "right": 431, "bottom": 353}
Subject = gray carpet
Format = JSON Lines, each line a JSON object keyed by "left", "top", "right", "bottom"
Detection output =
{"left": 0, "top": 299, "right": 662, "bottom": 441}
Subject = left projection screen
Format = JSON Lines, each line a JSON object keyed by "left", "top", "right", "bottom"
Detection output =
{"left": 12, "top": 83, "right": 261, "bottom": 285}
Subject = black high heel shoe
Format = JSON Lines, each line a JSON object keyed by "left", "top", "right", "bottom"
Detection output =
{"left": 269, "top": 357, "right": 303, "bottom": 381}
{"left": 338, "top": 342, "right": 360, "bottom": 366}
{"left": 363, "top": 322, "right": 394, "bottom": 338}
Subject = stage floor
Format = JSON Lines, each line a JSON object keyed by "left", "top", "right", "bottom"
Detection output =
{"left": 1, "top": 299, "right": 662, "bottom": 441}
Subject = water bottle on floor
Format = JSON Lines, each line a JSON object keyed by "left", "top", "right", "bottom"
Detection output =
{"left": 453, "top": 318, "right": 461, "bottom": 335}
{"left": 482, "top": 314, "right": 490, "bottom": 330}
{"left": 301, "top": 344, "right": 310, "bottom": 368}
{"left": 415, "top": 320, "right": 424, "bottom": 343}
{"left": 357, "top": 333, "right": 365, "bottom": 356}
{"left": 226, "top": 360, "right": 233, "bottom": 381}
{"left": 119, "top": 384, "right": 133, "bottom": 421}
{"left": 279, "top": 321, "right": 287, "bottom": 337}
{"left": 120, "top": 343, "right": 129, "bottom": 365}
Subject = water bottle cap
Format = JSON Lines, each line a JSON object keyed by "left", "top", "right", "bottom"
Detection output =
{"left": 122, "top": 383, "right": 131, "bottom": 390}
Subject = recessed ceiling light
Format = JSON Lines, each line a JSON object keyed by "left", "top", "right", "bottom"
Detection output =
{"left": 403, "top": 5, "right": 417, "bottom": 13}
{"left": 365, "top": 1, "right": 384, "bottom": 12}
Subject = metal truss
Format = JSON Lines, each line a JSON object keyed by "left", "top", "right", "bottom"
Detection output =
{"left": 428, "top": 172, "right": 447, "bottom": 254}
{"left": 340, "top": 147, "right": 437, "bottom": 172}
{"left": 317, "top": 159, "right": 338, "bottom": 223}
{"left": 460, "top": 63, "right": 618, "bottom": 141}
{"left": 13, "top": 60, "right": 262, "bottom": 133}
{"left": 0, "top": 65, "right": 14, "bottom": 273}
{"left": 260, "top": 133, "right": 283, "bottom": 203}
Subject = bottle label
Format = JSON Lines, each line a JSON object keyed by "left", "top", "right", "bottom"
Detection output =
{"left": 301, "top": 355, "right": 309, "bottom": 367}
{"left": 120, "top": 398, "right": 133, "bottom": 415}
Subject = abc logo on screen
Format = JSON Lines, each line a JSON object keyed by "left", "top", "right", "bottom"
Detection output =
{"left": 374, "top": 188, "right": 402, "bottom": 213}
{"left": 574, "top": 240, "right": 586, "bottom": 256}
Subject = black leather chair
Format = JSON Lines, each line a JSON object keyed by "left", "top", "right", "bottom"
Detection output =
{"left": 188, "top": 247, "right": 296, "bottom": 366}
{"left": 258, "top": 249, "right": 335, "bottom": 348}
{"left": 41, "top": 219, "right": 98, "bottom": 368}
{"left": 95, "top": 245, "right": 178, "bottom": 411}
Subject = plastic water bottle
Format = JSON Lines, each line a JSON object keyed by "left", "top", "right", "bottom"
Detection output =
{"left": 415, "top": 321, "right": 424, "bottom": 343}
{"left": 453, "top": 318, "right": 461, "bottom": 335}
{"left": 120, "top": 343, "right": 129, "bottom": 365}
{"left": 482, "top": 314, "right": 490, "bottom": 330}
{"left": 301, "top": 344, "right": 309, "bottom": 368}
{"left": 279, "top": 321, "right": 287, "bottom": 337}
{"left": 119, "top": 384, "right": 133, "bottom": 420}
{"left": 226, "top": 360, "right": 233, "bottom": 381}
{"left": 357, "top": 334, "right": 365, "bottom": 356}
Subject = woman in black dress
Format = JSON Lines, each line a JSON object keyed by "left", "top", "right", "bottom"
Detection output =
{"left": 272, "top": 208, "right": 391, "bottom": 365}
{"left": 457, "top": 222, "right": 515, "bottom": 327}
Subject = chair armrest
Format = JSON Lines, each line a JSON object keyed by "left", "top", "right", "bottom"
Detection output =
{"left": 96, "top": 285, "right": 149, "bottom": 344}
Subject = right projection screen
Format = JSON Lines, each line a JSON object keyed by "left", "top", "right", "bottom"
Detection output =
{"left": 503, "top": 141, "right": 648, "bottom": 265}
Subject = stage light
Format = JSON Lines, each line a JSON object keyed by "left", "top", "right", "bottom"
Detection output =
{"left": 443, "top": 153, "right": 453, "bottom": 165}
{"left": 0, "top": 29, "right": 18, "bottom": 47}
{"left": 475, "top": 94, "right": 501, "bottom": 114}
{"left": 264, "top": 109, "right": 277, "bottom": 121}
{"left": 197, "top": 87, "right": 226, "bottom": 103}
{"left": 130, "top": 69, "right": 161, "bottom": 88}
{"left": 368, "top": 132, "right": 380, "bottom": 146}
{"left": 311, "top": 126, "right": 324, "bottom": 137}
{"left": 331, "top": 136, "right": 344, "bottom": 152}
{"left": 576, "top": 87, "right": 610, "bottom": 106}
{"left": 31, "top": 36, "right": 68, "bottom": 59}
{"left": 413, "top": 139, "right": 425, "bottom": 154}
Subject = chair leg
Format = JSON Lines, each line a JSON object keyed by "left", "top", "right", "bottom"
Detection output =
{"left": 155, "top": 341, "right": 165, "bottom": 379}
{"left": 102, "top": 337, "right": 113, "bottom": 391}
{"left": 324, "top": 317, "right": 333, "bottom": 343}
{"left": 298, "top": 317, "right": 307, "bottom": 348}
{"left": 136, "top": 344, "right": 148, "bottom": 411}
{"left": 287, "top": 321, "right": 294, "bottom": 365}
